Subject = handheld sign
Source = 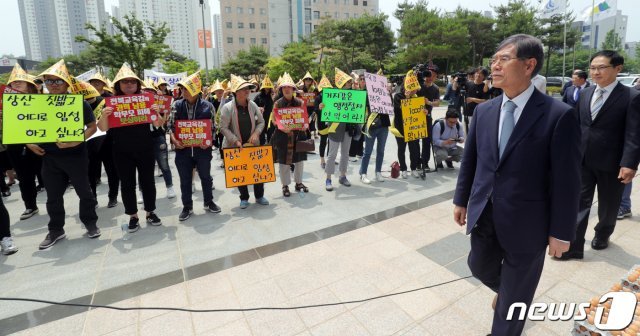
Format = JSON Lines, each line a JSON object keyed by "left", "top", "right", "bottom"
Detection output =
{"left": 0, "top": 85, "right": 22, "bottom": 111}
{"left": 299, "top": 92, "right": 316, "bottom": 107}
{"left": 364, "top": 72, "right": 393, "bottom": 115}
{"left": 2, "top": 94, "right": 85, "bottom": 144}
{"left": 223, "top": 146, "right": 276, "bottom": 188}
{"left": 154, "top": 94, "right": 173, "bottom": 115}
{"left": 273, "top": 105, "right": 309, "bottom": 131}
{"left": 402, "top": 97, "right": 428, "bottom": 141}
{"left": 174, "top": 119, "right": 212, "bottom": 147}
{"left": 320, "top": 88, "right": 366, "bottom": 123}
{"left": 105, "top": 93, "right": 157, "bottom": 128}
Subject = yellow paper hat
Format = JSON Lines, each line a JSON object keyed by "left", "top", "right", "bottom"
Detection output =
{"left": 143, "top": 79, "right": 158, "bottom": 91}
{"left": 155, "top": 77, "right": 168, "bottom": 87}
{"left": 302, "top": 71, "right": 314, "bottom": 81}
{"left": 39, "top": 59, "right": 73, "bottom": 87}
{"left": 260, "top": 75, "right": 274, "bottom": 89}
{"left": 177, "top": 71, "right": 202, "bottom": 96}
{"left": 377, "top": 68, "right": 384, "bottom": 75}
{"left": 211, "top": 79, "right": 224, "bottom": 92}
{"left": 317, "top": 74, "right": 332, "bottom": 92}
{"left": 113, "top": 63, "right": 142, "bottom": 86}
{"left": 279, "top": 72, "right": 296, "bottom": 89}
{"left": 104, "top": 79, "right": 114, "bottom": 93}
{"left": 8, "top": 63, "right": 37, "bottom": 87}
{"left": 229, "top": 74, "right": 255, "bottom": 92}
{"left": 404, "top": 70, "right": 420, "bottom": 92}
{"left": 88, "top": 72, "right": 109, "bottom": 86}
{"left": 70, "top": 76, "right": 100, "bottom": 100}
{"left": 334, "top": 67, "right": 352, "bottom": 89}
{"left": 221, "top": 79, "right": 229, "bottom": 90}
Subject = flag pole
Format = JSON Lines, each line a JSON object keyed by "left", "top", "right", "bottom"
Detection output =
{"left": 590, "top": 0, "right": 595, "bottom": 52}
{"left": 562, "top": 0, "right": 567, "bottom": 86}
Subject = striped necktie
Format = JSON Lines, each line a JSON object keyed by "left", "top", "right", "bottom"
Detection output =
{"left": 590, "top": 88, "right": 606, "bottom": 120}
{"left": 499, "top": 100, "right": 517, "bottom": 159}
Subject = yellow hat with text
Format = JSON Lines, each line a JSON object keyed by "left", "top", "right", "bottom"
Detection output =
{"left": 39, "top": 59, "right": 73, "bottom": 87}
{"left": 177, "top": 71, "right": 202, "bottom": 96}
{"left": 8, "top": 63, "right": 37, "bottom": 87}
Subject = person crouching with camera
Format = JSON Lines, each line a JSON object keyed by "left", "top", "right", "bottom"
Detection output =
{"left": 432, "top": 111, "right": 465, "bottom": 169}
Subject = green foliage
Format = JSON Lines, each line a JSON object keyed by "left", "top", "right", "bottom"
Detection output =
{"left": 265, "top": 57, "right": 290, "bottom": 80}
{"left": 493, "top": 0, "right": 540, "bottom": 41}
{"left": 75, "top": 14, "right": 171, "bottom": 76}
{"left": 161, "top": 59, "right": 200, "bottom": 75}
{"left": 602, "top": 30, "right": 623, "bottom": 51}
{"left": 539, "top": 13, "right": 581, "bottom": 76}
{"left": 280, "top": 41, "right": 316, "bottom": 80}
{"left": 36, "top": 48, "right": 101, "bottom": 75}
{"left": 453, "top": 7, "right": 497, "bottom": 67}
{"left": 221, "top": 45, "right": 269, "bottom": 77}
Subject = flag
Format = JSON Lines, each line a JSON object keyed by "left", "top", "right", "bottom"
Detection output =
{"left": 580, "top": 0, "right": 617, "bottom": 22}
{"left": 538, "top": 0, "right": 567, "bottom": 19}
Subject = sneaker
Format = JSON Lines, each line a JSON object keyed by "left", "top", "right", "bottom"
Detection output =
{"left": 179, "top": 207, "right": 193, "bottom": 221}
{"left": 325, "top": 179, "right": 334, "bottom": 191}
{"left": 107, "top": 198, "right": 118, "bottom": 208}
{"left": 360, "top": 174, "right": 371, "bottom": 184}
{"left": 128, "top": 217, "right": 140, "bottom": 233}
{"left": 39, "top": 230, "right": 66, "bottom": 250}
{"left": 411, "top": 170, "right": 420, "bottom": 178}
{"left": 339, "top": 176, "right": 351, "bottom": 187}
{"left": 167, "top": 186, "right": 176, "bottom": 199}
{"left": 617, "top": 208, "right": 632, "bottom": 220}
{"left": 1, "top": 237, "right": 18, "bottom": 255}
{"left": 256, "top": 197, "right": 270, "bottom": 205}
{"left": 436, "top": 162, "right": 444, "bottom": 169}
{"left": 146, "top": 213, "right": 162, "bottom": 226}
{"left": 205, "top": 201, "right": 222, "bottom": 213}
{"left": 446, "top": 160, "right": 454, "bottom": 169}
{"left": 137, "top": 190, "right": 143, "bottom": 204}
{"left": 87, "top": 228, "right": 101, "bottom": 239}
{"left": 240, "top": 200, "right": 250, "bottom": 209}
{"left": 375, "top": 172, "right": 385, "bottom": 182}
{"left": 321, "top": 162, "right": 326, "bottom": 169}
{"left": 401, "top": 171, "right": 408, "bottom": 179}
{"left": 349, "top": 157, "right": 358, "bottom": 162}
{"left": 20, "top": 208, "right": 39, "bottom": 220}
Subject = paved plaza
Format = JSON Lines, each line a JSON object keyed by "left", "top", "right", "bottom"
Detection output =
{"left": 1, "top": 107, "right": 639, "bottom": 336}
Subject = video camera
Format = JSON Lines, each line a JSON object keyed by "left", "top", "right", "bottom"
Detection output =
{"left": 413, "top": 64, "right": 432, "bottom": 86}
{"left": 453, "top": 72, "right": 468, "bottom": 86}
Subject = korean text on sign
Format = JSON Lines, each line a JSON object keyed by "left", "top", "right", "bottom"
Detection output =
{"left": 2, "top": 94, "right": 85, "bottom": 144}
{"left": 401, "top": 97, "right": 428, "bottom": 141}
{"left": 222, "top": 146, "right": 276, "bottom": 188}
{"left": 154, "top": 94, "right": 173, "bottom": 115}
{"left": 299, "top": 92, "right": 316, "bottom": 107}
{"left": 273, "top": 105, "right": 309, "bottom": 131}
{"left": 105, "top": 92, "right": 157, "bottom": 128}
{"left": 0, "top": 85, "right": 22, "bottom": 110}
{"left": 320, "top": 88, "right": 366, "bottom": 124}
{"left": 364, "top": 72, "right": 394, "bottom": 115}
{"left": 175, "top": 119, "right": 212, "bottom": 147}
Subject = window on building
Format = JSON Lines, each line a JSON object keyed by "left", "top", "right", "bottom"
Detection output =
{"left": 227, "top": 37, "right": 233, "bottom": 43}
{"left": 250, "top": 38, "right": 256, "bottom": 44}
{"left": 249, "top": 23, "right": 255, "bottom": 29}
{"left": 261, "top": 23, "right": 267, "bottom": 29}
{"left": 353, "top": 0, "right": 358, "bottom": 5}
{"left": 314, "top": 25, "right": 319, "bottom": 30}
{"left": 363, "top": 0, "right": 367, "bottom": 6}
{"left": 239, "top": 37, "right": 245, "bottom": 44}
{"left": 313, "top": 11, "right": 320, "bottom": 19}
{"left": 344, "top": 13, "right": 349, "bottom": 18}
{"left": 325, "top": 12, "right": 330, "bottom": 17}
{"left": 249, "top": 8, "right": 255, "bottom": 14}
{"left": 226, "top": 22, "right": 232, "bottom": 28}
{"left": 261, "top": 8, "right": 267, "bottom": 15}
{"left": 262, "top": 38, "right": 268, "bottom": 44}
{"left": 335, "top": 0, "right": 338, "bottom": 4}
{"left": 304, "top": 0, "right": 311, "bottom": 5}
{"left": 353, "top": 13, "right": 358, "bottom": 18}
{"left": 236, "top": 7, "right": 243, "bottom": 14}
{"left": 305, "top": 8, "right": 311, "bottom": 21}
{"left": 335, "top": 12, "right": 339, "bottom": 18}
{"left": 238, "top": 22, "right": 244, "bottom": 28}
{"left": 305, "top": 23, "right": 312, "bottom": 35}
{"left": 343, "top": 0, "right": 348, "bottom": 5}
{"left": 224, "top": 6, "right": 231, "bottom": 13}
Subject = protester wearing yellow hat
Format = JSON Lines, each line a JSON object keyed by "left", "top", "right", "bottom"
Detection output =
{"left": 89, "top": 72, "right": 112, "bottom": 97}
{"left": 219, "top": 74, "right": 268, "bottom": 209}
{"left": 98, "top": 63, "right": 164, "bottom": 233}
{"left": 391, "top": 71, "right": 422, "bottom": 179}
{"left": 6, "top": 63, "right": 38, "bottom": 93}
{"left": 254, "top": 75, "right": 275, "bottom": 145}
{"left": 27, "top": 59, "right": 100, "bottom": 250}
{"left": 300, "top": 71, "right": 319, "bottom": 139}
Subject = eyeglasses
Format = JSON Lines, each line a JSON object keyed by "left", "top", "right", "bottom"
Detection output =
{"left": 588, "top": 65, "right": 613, "bottom": 72}
{"left": 44, "top": 79, "right": 66, "bottom": 85}
{"left": 490, "top": 55, "right": 524, "bottom": 65}
{"left": 119, "top": 79, "right": 138, "bottom": 84}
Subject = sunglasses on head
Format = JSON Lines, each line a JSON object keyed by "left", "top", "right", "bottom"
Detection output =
{"left": 44, "top": 79, "right": 66, "bottom": 85}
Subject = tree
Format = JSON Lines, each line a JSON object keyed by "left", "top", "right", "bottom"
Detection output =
{"left": 454, "top": 7, "right": 498, "bottom": 67}
{"left": 601, "top": 30, "right": 623, "bottom": 51}
{"left": 280, "top": 40, "right": 316, "bottom": 80}
{"left": 76, "top": 14, "right": 171, "bottom": 76}
{"left": 265, "top": 57, "right": 290, "bottom": 80}
{"left": 493, "top": 0, "right": 540, "bottom": 42}
{"left": 221, "top": 46, "right": 269, "bottom": 77}
{"left": 539, "top": 13, "right": 581, "bottom": 76}
{"left": 36, "top": 48, "right": 101, "bottom": 75}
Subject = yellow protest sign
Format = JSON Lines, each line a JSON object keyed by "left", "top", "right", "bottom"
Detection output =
{"left": 404, "top": 70, "right": 421, "bottom": 92}
{"left": 2, "top": 94, "right": 85, "bottom": 144}
{"left": 223, "top": 146, "right": 276, "bottom": 188}
{"left": 401, "top": 97, "right": 428, "bottom": 141}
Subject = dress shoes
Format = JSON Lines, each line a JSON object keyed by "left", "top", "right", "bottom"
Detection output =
{"left": 591, "top": 236, "right": 609, "bottom": 250}
{"left": 554, "top": 249, "right": 584, "bottom": 260}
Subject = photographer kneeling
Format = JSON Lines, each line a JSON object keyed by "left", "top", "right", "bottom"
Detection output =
{"left": 432, "top": 111, "right": 465, "bottom": 169}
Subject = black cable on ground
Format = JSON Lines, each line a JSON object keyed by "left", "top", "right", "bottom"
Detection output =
{"left": 0, "top": 275, "right": 473, "bottom": 313}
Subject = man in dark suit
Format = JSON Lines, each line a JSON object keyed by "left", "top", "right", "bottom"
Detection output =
{"left": 453, "top": 34, "right": 582, "bottom": 335}
{"left": 558, "top": 50, "right": 640, "bottom": 260}
{"left": 562, "top": 70, "right": 589, "bottom": 108}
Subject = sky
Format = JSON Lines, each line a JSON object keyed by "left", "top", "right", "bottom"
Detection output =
{"left": 1, "top": 0, "right": 638, "bottom": 57}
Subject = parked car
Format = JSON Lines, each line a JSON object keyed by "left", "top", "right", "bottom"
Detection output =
{"left": 546, "top": 76, "right": 571, "bottom": 87}
{"left": 618, "top": 76, "right": 640, "bottom": 87}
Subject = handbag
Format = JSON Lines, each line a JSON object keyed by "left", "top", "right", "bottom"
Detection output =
{"left": 390, "top": 161, "right": 400, "bottom": 178}
{"left": 295, "top": 138, "right": 315, "bottom": 152}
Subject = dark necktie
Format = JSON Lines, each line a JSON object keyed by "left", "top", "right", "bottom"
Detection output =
{"left": 499, "top": 100, "right": 517, "bottom": 159}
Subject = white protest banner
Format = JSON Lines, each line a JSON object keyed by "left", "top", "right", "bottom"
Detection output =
{"left": 143, "top": 70, "right": 187, "bottom": 88}
{"left": 76, "top": 68, "right": 98, "bottom": 82}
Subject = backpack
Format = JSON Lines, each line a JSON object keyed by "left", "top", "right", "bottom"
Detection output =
{"left": 390, "top": 161, "right": 400, "bottom": 178}
{"left": 436, "top": 118, "right": 460, "bottom": 138}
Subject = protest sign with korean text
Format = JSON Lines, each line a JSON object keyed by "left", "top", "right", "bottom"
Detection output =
{"left": 0, "top": 85, "right": 21, "bottom": 110}
{"left": 2, "top": 94, "right": 85, "bottom": 144}
{"left": 320, "top": 88, "right": 366, "bottom": 123}
{"left": 154, "top": 94, "right": 173, "bottom": 115}
{"left": 143, "top": 70, "right": 186, "bottom": 87}
{"left": 223, "top": 146, "right": 276, "bottom": 188}
{"left": 364, "top": 72, "right": 394, "bottom": 115}
{"left": 401, "top": 97, "right": 428, "bottom": 141}
{"left": 105, "top": 93, "right": 158, "bottom": 128}
{"left": 174, "top": 119, "right": 212, "bottom": 147}
{"left": 273, "top": 105, "right": 309, "bottom": 131}
{"left": 299, "top": 92, "right": 316, "bottom": 107}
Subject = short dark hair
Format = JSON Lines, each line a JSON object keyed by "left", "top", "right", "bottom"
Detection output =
{"left": 590, "top": 50, "right": 624, "bottom": 67}
{"left": 475, "top": 67, "right": 489, "bottom": 78}
{"left": 496, "top": 34, "right": 544, "bottom": 77}
{"left": 573, "top": 70, "right": 588, "bottom": 80}
{"left": 445, "top": 111, "right": 459, "bottom": 119}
